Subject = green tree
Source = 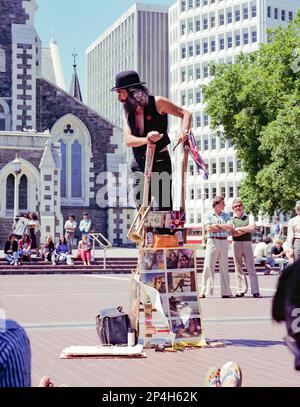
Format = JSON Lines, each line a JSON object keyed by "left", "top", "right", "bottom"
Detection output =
{"left": 202, "top": 12, "right": 300, "bottom": 215}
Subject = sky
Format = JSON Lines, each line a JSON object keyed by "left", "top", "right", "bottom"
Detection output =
{"left": 35, "top": 0, "right": 175, "bottom": 101}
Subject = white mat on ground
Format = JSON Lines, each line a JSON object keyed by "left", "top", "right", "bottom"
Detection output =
{"left": 60, "top": 344, "right": 146, "bottom": 359}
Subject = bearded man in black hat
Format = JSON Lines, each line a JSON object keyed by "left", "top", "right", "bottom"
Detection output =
{"left": 112, "top": 70, "right": 192, "bottom": 210}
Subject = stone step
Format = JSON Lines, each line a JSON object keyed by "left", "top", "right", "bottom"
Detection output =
{"left": 0, "top": 265, "right": 277, "bottom": 275}
{"left": 0, "top": 264, "right": 136, "bottom": 270}
{"left": 0, "top": 256, "right": 279, "bottom": 274}
{"left": 0, "top": 262, "right": 238, "bottom": 269}
{"left": 0, "top": 257, "right": 237, "bottom": 263}
{"left": 0, "top": 268, "right": 134, "bottom": 275}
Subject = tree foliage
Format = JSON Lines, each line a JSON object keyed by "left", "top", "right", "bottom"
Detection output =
{"left": 202, "top": 12, "right": 300, "bottom": 215}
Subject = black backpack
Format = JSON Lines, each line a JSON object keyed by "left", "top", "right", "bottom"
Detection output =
{"left": 96, "top": 307, "right": 133, "bottom": 345}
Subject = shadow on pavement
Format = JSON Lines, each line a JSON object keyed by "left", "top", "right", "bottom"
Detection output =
{"left": 219, "top": 339, "right": 285, "bottom": 348}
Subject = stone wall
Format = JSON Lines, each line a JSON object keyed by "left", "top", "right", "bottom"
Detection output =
{"left": 0, "top": 148, "right": 42, "bottom": 170}
{"left": 0, "top": 0, "right": 30, "bottom": 104}
{"left": 36, "top": 78, "right": 120, "bottom": 237}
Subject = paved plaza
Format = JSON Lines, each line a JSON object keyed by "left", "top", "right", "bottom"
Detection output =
{"left": 0, "top": 271, "right": 299, "bottom": 387}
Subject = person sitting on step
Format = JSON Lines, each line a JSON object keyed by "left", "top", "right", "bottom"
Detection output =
{"left": 4, "top": 233, "right": 20, "bottom": 267}
{"left": 18, "top": 233, "right": 32, "bottom": 264}
{"left": 52, "top": 235, "right": 71, "bottom": 266}
{"left": 42, "top": 235, "right": 55, "bottom": 262}
{"left": 77, "top": 234, "right": 92, "bottom": 266}
{"left": 254, "top": 237, "right": 275, "bottom": 275}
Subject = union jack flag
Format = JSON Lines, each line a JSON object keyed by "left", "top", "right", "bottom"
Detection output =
{"left": 186, "top": 131, "right": 209, "bottom": 180}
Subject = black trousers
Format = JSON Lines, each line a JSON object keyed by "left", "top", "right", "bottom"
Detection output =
{"left": 273, "top": 259, "right": 300, "bottom": 347}
{"left": 131, "top": 151, "right": 173, "bottom": 211}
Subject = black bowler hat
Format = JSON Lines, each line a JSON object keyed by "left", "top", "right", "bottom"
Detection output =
{"left": 111, "top": 70, "right": 146, "bottom": 91}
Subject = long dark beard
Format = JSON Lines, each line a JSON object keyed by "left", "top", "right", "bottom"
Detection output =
{"left": 123, "top": 86, "right": 149, "bottom": 115}
{"left": 123, "top": 93, "right": 138, "bottom": 115}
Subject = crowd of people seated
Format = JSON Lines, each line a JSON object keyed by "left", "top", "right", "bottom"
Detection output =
{"left": 3, "top": 211, "right": 96, "bottom": 267}
{"left": 254, "top": 235, "right": 292, "bottom": 275}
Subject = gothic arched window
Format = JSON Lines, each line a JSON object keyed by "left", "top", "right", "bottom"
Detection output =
{"left": 71, "top": 140, "right": 82, "bottom": 198}
{"left": 19, "top": 174, "right": 28, "bottom": 210}
{"left": 6, "top": 174, "right": 14, "bottom": 210}
{"left": 59, "top": 139, "right": 67, "bottom": 198}
{"left": 52, "top": 115, "right": 91, "bottom": 206}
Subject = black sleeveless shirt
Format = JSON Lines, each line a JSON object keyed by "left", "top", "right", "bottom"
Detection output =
{"left": 126, "top": 95, "right": 171, "bottom": 161}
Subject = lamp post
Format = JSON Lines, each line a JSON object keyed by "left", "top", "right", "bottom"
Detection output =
{"left": 12, "top": 154, "right": 21, "bottom": 220}
{"left": 201, "top": 187, "right": 206, "bottom": 248}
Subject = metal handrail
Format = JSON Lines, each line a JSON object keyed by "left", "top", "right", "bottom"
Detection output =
{"left": 89, "top": 233, "right": 112, "bottom": 249}
{"left": 89, "top": 233, "right": 112, "bottom": 270}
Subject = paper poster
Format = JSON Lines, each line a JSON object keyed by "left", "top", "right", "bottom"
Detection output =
{"left": 139, "top": 246, "right": 206, "bottom": 347}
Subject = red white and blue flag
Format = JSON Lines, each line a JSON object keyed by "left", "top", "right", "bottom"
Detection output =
{"left": 186, "top": 131, "right": 209, "bottom": 180}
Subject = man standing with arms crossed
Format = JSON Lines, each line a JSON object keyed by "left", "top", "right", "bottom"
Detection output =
{"left": 231, "top": 198, "right": 261, "bottom": 298}
{"left": 200, "top": 196, "right": 233, "bottom": 298}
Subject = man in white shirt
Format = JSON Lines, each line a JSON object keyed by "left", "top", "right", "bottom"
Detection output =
{"left": 254, "top": 237, "right": 275, "bottom": 275}
{"left": 287, "top": 201, "right": 300, "bottom": 262}
{"left": 64, "top": 215, "right": 77, "bottom": 255}
{"left": 200, "top": 196, "right": 233, "bottom": 298}
{"left": 12, "top": 214, "right": 28, "bottom": 240}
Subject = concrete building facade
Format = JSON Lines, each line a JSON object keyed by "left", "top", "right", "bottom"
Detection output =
{"left": 168, "top": 0, "right": 299, "bottom": 226}
{"left": 86, "top": 2, "right": 169, "bottom": 129}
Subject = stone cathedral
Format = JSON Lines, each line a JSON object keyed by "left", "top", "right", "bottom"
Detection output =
{"left": 0, "top": 0, "right": 133, "bottom": 246}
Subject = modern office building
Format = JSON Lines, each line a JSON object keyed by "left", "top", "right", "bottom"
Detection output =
{"left": 169, "top": 0, "right": 299, "bottom": 226}
{"left": 86, "top": 2, "right": 169, "bottom": 128}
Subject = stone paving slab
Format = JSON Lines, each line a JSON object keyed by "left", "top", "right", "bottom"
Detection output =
{"left": 0, "top": 273, "right": 298, "bottom": 387}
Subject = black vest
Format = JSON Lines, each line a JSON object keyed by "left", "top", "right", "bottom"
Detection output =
{"left": 126, "top": 95, "right": 171, "bottom": 161}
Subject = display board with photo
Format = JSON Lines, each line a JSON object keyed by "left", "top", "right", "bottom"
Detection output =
{"left": 167, "top": 271, "right": 196, "bottom": 293}
{"left": 139, "top": 246, "right": 205, "bottom": 347}
{"left": 165, "top": 248, "right": 195, "bottom": 270}
{"left": 143, "top": 249, "right": 166, "bottom": 270}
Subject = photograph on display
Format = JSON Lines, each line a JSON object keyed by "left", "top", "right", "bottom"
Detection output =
{"left": 166, "top": 249, "right": 180, "bottom": 269}
{"left": 171, "top": 317, "right": 202, "bottom": 339}
{"left": 143, "top": 249, "right": 165, "bottom": 271}
{"left": 177, "top": 249, "right": 195, "bottom": 269}
{"left": 140, "top": 246, "right": 205, "bottom": 346}
{"left": 169, "top": 295, "right": 200, "bottom": 317}
{"left": 167, "top": 271, "right": 196, "bottom": 293}
{"left": 142, "top": 272, "right": 167, "bottom": 294}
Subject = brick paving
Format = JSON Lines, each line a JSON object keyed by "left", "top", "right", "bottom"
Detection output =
{"left": 0, "top": 272, "right": 299, "bottom": 387}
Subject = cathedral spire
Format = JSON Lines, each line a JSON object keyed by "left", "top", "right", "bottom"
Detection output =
{"left": 69, "top": 49, "right": 83, "bottom": 102}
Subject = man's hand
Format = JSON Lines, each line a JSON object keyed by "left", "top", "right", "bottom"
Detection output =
{"left": 176, "top": 131, "right": 188, "bottom": 145}
{"left": 147, "top": 131, "right": 163, "bottom": 143}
